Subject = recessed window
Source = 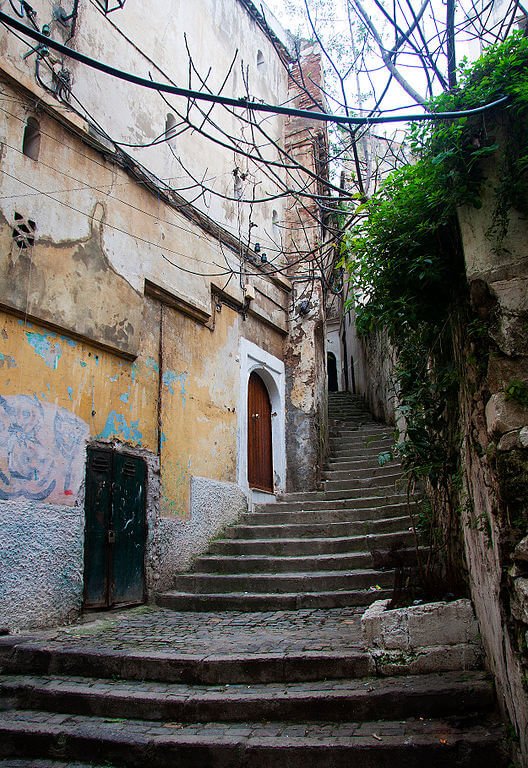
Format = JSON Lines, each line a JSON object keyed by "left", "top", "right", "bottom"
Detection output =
{"left": 256, "top": 50, "right": 265, "bottom": 69}
{"left": 165, "top": 113, "right": 178, "bottom": 146}
{"left": 22, "top": 117, "right": 41, "bottom": 161}
{"left": 272, "top": 209, "right": 281, "bottom": 243}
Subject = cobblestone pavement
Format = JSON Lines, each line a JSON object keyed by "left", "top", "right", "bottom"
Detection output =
{"left": 19, "top": 605, "right": 365, "bottom": 656}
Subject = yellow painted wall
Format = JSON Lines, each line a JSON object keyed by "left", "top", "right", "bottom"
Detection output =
{"left": 0, "top": 309, "right": 159, "bottom": 505}
{"left": 160, "top": 304, "right": 240, "bottom": 518}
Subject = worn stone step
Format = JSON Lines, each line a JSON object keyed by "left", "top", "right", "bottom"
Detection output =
{"left": 321, "top": 473, "right": 403, "bottom": 492}
{"left": 326, "top": 456, "right": 395, "bottom": 471}
{"left": 0, "top": 642, "right": 372, "bottom": 685}
{"left": 329, "top": 433, "right": 393, "bottom": 446}
{"left": 192, "top": 548, "right": 417, "bottom": 574}
{"left": 279, "top": 486, "right": 405, "bottom": 504}
{"left": 0, "top": 671, "right": 495, "bottom": 725}
{"left": 0, "top": 762, "right": 99, "bottom": 768}
{"left": 224, "top": 516, "right": 412, "bottom": 540}
{"left": 242, "top": 504, "right": 410, "bottom": 525}
{"left": 167, "top": 569, "right": 395, "bottom": 595}
{"left": 209, "top": 530, "right": 414, "bottom": 557}
{"left": 330, "top": 433, "right": 393, "bottom": 444}
{"left": 0, "top": 710, "right": 507, "bottom": 768}
{"left": 255, "top": 493, "right": 417, "bottom": 514}
{"left": 330, "top": 446, "right": 393, "bottom": 460}
{"left": 321, "top": 464, "right": 402, "bottom": 481}
{"left": 155, "top": 588, "right": 393, "bottom": 612}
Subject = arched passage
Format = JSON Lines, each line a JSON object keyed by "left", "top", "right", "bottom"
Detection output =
{"left": 327, "top": 352, "right": 338, "bottom": 392}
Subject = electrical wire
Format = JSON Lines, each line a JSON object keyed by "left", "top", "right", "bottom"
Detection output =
{"left": 0, "top": 10, "right": 511, "bottom": 125}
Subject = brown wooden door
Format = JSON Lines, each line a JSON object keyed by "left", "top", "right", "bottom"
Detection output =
{"left": 248, "top": 372, "right": 273, "bottom": 492}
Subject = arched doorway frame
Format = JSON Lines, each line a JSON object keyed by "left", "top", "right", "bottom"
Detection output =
{"left": 239, "top": 338, "right": 286, "bottom": 504}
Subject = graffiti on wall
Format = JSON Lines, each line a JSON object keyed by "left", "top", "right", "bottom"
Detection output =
{"left": 0, "top": 395, "right": 89, "bottom": 505}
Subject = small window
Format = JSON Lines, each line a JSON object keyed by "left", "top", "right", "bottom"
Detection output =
{"left": 256, "top": 50, "right": 265, "bottom": 69}
{"left": 22, "top": 117, "right": 41, "bottom": 161}
{"left": 272, "top": 209, "right": 281, "bottom": 245}
{"left": 165, "top": 113, "right": 178, "bottom": 146}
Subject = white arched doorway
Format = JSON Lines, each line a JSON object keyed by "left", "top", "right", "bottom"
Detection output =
{"left": 239, "top": 339, "right": 286, "bottom": 506}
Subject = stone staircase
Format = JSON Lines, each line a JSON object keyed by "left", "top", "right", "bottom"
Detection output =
{"left": 0, "top": 392, "right": 508, "bottom": 766}
{"left": 157, "top": 392, "right": 415, "bottom": 612}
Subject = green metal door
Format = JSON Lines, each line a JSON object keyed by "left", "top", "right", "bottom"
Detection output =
{"left": 84, "top": 448, "right": 146, "bottom": 609}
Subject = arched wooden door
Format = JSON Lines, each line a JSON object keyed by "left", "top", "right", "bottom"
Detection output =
{"left": 248, "top": 371, "right": 273, "bottom": 492}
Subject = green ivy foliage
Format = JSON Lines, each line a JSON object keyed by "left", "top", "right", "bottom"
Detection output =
{"left": 342, "top": 32, "right": 528, "bottom": 493}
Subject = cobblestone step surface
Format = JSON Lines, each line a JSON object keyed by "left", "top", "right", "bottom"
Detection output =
{"left": 0, "top": 393, "right": 508, "bottom": 765}
{"left": 156, "top": 588, "right": 393, "bottom": 612}
{"left": 0, "top": 671, "right": 495, "bottom": 724}
{"left": 0, "top": 710, "right": 507, "bottom": 768}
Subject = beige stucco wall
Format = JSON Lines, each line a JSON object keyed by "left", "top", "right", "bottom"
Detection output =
{"left": 0, "top": 0, "right": 297, "bottom": 628}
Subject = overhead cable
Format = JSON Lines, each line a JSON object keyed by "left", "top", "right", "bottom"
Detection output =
{"left": 0, "top": 10, "right": 510, "bottom": 125}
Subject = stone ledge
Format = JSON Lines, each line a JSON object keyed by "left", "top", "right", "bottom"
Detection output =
{"left": 361, "top": 599, "right": 483, "bottom": 674}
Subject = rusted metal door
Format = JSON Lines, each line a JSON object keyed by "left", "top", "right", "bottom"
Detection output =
{"left": 248, "top": 372, "right": 273, "bottom": 492}
{"left": 84, "top": 448, "right": 146, "bottom": 609}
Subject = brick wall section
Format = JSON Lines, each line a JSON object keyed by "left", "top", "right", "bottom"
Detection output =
{"left": 283, "top": 43, "right": 328, "bottom": 492}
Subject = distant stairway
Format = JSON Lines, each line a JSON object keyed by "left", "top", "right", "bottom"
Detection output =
{"left": 157, "top": 392, "right": 416, "bottom": 612}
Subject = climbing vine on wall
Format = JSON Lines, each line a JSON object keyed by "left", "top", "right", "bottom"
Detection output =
{"left": 342, "top": 32, "right": 528, "bottom": 592}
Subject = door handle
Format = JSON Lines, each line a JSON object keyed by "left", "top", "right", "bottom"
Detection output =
{"left": 107, "top": 530, "right": 116, "bottom": 544}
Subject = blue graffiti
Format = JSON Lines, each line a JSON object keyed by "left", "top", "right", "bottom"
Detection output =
{"left": 0, "top": 395, "right": 88, "bottom": 502}
{"left": 163, "top": 370, "right": 188, "bottom": 403}
{"left": 97, "top": 411, "right": 143, "bottom": 444}
{"left": 25, "top": 332, "right": 62, "bottom": 370}
{"left": 0, "top": 395, "right": 56, "bottom": 500}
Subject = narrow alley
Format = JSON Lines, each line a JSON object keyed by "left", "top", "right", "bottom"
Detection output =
{"left": 0, "top": 394, "right": 507, "bottom": 766}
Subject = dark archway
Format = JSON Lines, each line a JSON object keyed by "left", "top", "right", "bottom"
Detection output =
{"left": 327, "top": 352, "right": 338, "bottom": 392}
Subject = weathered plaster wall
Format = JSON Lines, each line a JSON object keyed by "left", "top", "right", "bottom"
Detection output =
{"left": 150, "top": 476, "right": 247, "bottom": 586}
{"left": 0, "top": 502, "right": 84, "bottom": 630}
{"left": 0, "top": 0, "right": 290, "bottom": 262}
{"left": 0, "top": 312, "right": 159, "bottom": 455}
{"left": 0, "top": 0, "right": 305, "bottom": 629}
{"left": 160, "top": 305, "right": 240, "bottom": 518}
{"left": 456, "top": 133, "right": 528, "bottom": 760}
{"left": 344, "top": 308, "right": 397, "bottom": 425}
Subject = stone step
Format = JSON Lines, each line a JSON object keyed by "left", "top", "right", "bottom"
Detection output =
{"left": 279, "top": 486, "right": 405, "bottom": 503}
{"left": 330, "top": 445, "right": 393, "bottom": 459}
{"left": 192, "top": 548, "right": 418, "bottom": 574}
{"left": 0, "top": 642, "right": 371, "bottom": 685}
{"left": 242, "top": 504, "right": 410, "bottom": 525}
{"left": 329, "top": 427, "right": 391, "bottom": 439}
{"left": 321, "top": 473, "right": 403, "bottom": 492}
{"left": 209, "top": 530, "right": 414, "bottom": 557}
{"left": 258, "top": 496, "right": 415, "bottom": 513}
{"left": 223, "top": 515, "right": 412, "bottom": 540}
{"left": 329, "top": 432, "right": 393, "bottom": 444}
{"left": 326, "top": 456, "right": 395, "bottom": 471}
{"left": 0, "top": 671, "right": 495, "bottom": 725}
{"left": 0, "top": 710, "right": 507, "bottom": 768}
{"left": 321, "top": 464, "right": 402, "bottom": 481}
{"left": 0, "top": 762, "right": 99, "bottom": 768}
{"left": 167, "top": 569, "right": 396, "bottom": 595}
{"left": 156, "top": 588, "right": 394, "bottom": 612}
